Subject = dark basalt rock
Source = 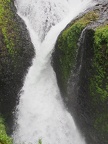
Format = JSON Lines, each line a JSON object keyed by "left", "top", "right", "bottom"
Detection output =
{"left": 52, "top": 0, "right": 108, "bottom": 144}
{"left": 0, "top": 0, "right": 35, "bottom": 134}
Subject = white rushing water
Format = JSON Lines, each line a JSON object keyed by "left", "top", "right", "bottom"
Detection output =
{"left": 13, "top": 0, "right": 95, "bottom": 144}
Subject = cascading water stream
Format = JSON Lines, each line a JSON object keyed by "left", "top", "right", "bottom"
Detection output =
{"left": 13, "top": 0, "right": 96, "bottom": 144}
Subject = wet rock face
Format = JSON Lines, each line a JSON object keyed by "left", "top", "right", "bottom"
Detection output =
{"left": 53, "top": 1, "right": 108, "bottom": 144}
{"left": 0, "top": 0, "right": 34, "bottom": 133}
{"left": 67, "top": 28, "right": 98, "bottom": 144}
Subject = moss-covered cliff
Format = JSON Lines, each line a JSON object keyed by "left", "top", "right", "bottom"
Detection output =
{"left": 53, "top": 1, "right": 108, "bottom": 144}
{"left": 53, "top": 10, "right": 99, "bottom": 89}
{"left": 90, "top": 24, "right": 108, "bottom": 143}
{"left": 0, "top": 0, "right": 34, "bottom": 139}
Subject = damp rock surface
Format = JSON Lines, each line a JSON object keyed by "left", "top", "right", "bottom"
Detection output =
{"left": 0, "top": 0, "right": 34, "bottom": 133}
{"left": 52, "top": 1, "right": 108, "bottom": 144}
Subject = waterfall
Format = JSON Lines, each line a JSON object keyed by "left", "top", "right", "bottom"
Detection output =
{"left": 13, "top": 0, "right": 95, "bottom": 144}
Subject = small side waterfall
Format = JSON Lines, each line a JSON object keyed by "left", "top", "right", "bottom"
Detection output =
{"left": 13, "top": 0, "right": 95, "bottom": 144}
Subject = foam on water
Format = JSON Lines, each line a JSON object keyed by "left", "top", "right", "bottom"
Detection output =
{"left": 13, "top": 0, "right": 96, "bottom": 144}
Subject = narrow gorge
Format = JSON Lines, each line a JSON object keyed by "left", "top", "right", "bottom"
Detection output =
{"left": 0, "top": 0, "right": 108, "bottom": 144}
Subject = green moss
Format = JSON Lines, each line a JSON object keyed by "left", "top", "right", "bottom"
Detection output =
{"left": 0, "top": 0, "right": 19, "bottom": 55}
{"left": 89, "top": 24, "right": 108, "bottom": 142}
{"left": 57, "top": 11, "right": 99, "bottom": 85}
{"left": 94, "top": 114, "right": 108, "bottom": 133}
{"left": 0, "top": 117, "right": 12, "bottom": 144}
{"left": 90, "top": 24, "right": 108, "bottom": 102}
{"left": 55, "top": 7, "right": 108, "bottom": 142}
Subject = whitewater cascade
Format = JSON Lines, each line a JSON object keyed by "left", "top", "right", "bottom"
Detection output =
{"left": 13, "top": 0, "right": 95, "bottom": 144}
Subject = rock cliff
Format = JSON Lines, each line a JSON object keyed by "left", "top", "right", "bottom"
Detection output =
{"left": 53, "top": 0, "right": 108, "bottom": 144}
{"left": 0, "top": 0, "right": 34, "bottom": 135}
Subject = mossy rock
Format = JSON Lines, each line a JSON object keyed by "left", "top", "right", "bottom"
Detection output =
{"left": 89, "top": 24, "right": 108, "bottom": 143}
{"left": 53, "top": 3, "right": 108, "bottom": 144}
{"left": 0, "top": 0, "right": 34, "bottom": 134}
{"left": 0, "top": 0, "right": 18, "bottom": 55}
{"left": 53, "top": 10, "right": 99, "bottom": 90}
{"left": 0, "top": 117, "right": 12, "bottom": 144}
{"left": 90, "top": 24, "right": 108, "bottom": 103}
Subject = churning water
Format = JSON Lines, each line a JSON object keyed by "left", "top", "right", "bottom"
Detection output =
{"left": 13, "top": 0, "right": 95, "bottom": 144}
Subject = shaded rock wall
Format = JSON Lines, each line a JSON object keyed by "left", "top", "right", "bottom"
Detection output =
{"left": 52, "top": 1, "right": 108, "bottom": 144}
{"left": 0, "top": 0, "right": 34, "bottom": 133}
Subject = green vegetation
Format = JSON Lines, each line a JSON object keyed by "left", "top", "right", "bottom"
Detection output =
{"left": 0, "top": 117, "right": 42, "bottom": 144}
{"left": 0, "top": 117, "right": 12, "bottom": 144}
{"left": 57, "top": 11, "right": 99, "bottom": 85}
{"left": 90, "top": 24, "right": 108, "bottom": 102}
{"left": 0, "top": 113, "right": 41, "bottom": 144}
{"left": 56, "top": 8, "right": 108, "bottom": 142}
{"left": 90, "top": 24, "right": 108, "bottom": 140}
{"left": 94, "top": 114, "right": 108, "bottom": 132}
{"left": 0, "top": 0, "right": 19, "bottom": 55}
{"left": 0, "top": 1, "right": 16, "bottom": 143}
{"left": 38, "top": 139, "right": 42, "bottom": 144}
{"left": 0, "top": 0, "right": 107, "bottom": 143}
